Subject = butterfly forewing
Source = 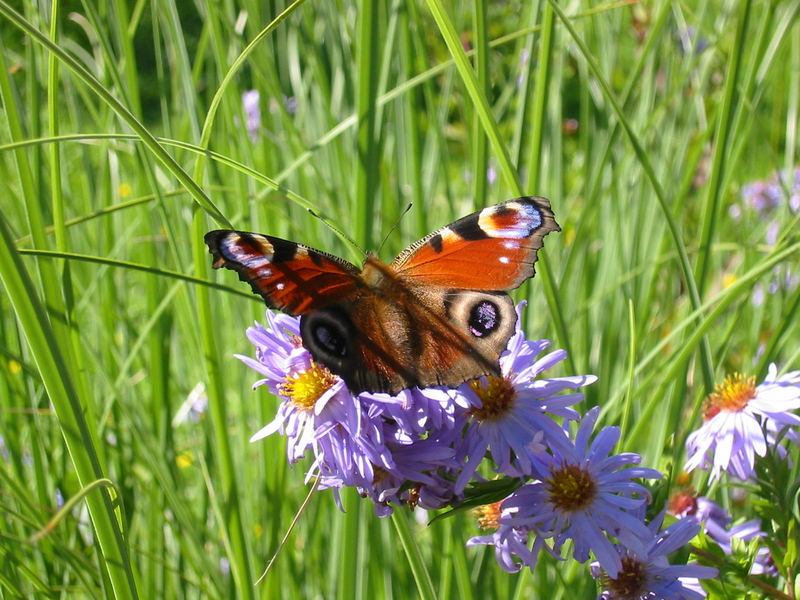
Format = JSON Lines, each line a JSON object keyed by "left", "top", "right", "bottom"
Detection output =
{"left": 391, "top": 197, "right": 559, "bottom": 290}
{"left": 205, "top": 230, "right": 362, "bottom": 315}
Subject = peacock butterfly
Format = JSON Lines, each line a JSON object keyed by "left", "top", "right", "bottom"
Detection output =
{"left": 205, "top": 197, "right": 559, "bottom": 394}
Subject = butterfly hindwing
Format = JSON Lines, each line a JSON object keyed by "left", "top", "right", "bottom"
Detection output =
{"left": 391, "top": 197, "right": 559, "bottom": 290}
{"left": 204, "top": 230, "right": 361, "bottom": 315}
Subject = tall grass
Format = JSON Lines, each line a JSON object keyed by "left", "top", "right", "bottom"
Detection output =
{"left": 0, "top": 1, "right": 798, "bottom": 598}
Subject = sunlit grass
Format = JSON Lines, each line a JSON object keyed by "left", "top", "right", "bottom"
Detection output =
{"left": 0, "top": 1, "right": 798, "bottom": 598}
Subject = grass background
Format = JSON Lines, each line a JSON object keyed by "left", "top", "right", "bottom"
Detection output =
{"left": 1, "top": 0, "right": 799, "bottom": 598}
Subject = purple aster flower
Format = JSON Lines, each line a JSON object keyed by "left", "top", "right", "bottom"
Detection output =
{"left": 674, "top": 26, "right": 709, "bottom": 55}
{"left": 283, "top": 95, "right": 297, "bottom": 115}
{"left": 242, "top": 89, "right": 261, "bottom": 142}
{"left": 740, "top": 180, "right": 781, "bottom": 217}
{"left": 361, "top": 386, "right": 466, "bottom": 438}
{"left": 591, "top": 514, "right": 718, "bottom": 599}
{"left": 240, "top": 312, "right": 394, "bottom": 487}
{"left": 466, "top": 500, "right": 558, "bottom": 573}
{"left": 669, "top": 490, "right": 775, "bottom": 576}
{"left": 371, "top": 439, "right": 459, "bottom": 510}
{"left": 684, "top": 365, "right": 800, "bottom": 480}
{"left": 502, "top": 407, "right": 662, "bottom": 577}
{"left": 455, "top": 303, "right": 596, "bottom": 492}
{"left": 668, "top": 491, "right": 731, "bottom": 548}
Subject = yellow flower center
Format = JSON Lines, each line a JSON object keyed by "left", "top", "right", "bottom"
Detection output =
{"left": 473, "top": 501, "right": 503, "bottom": 530}
{"left": 467, "top": 376, "right": 516, "bottom": 421}
{"left": 601, "top": 556, "right": 646, "bottom": 599}
{"left": 703, "top": 373, "right": 756, "bottom": 420}
{"left": 279, "top": 362, "right": 336, "bottom": 411}
{"left": 545, "top": 463, "right": 597, "bottom": 512}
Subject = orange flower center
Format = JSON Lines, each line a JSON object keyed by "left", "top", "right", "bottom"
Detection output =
{"left": 467, "top": 376, "right": 516, "bottom": 421}
{"left": 473, "top": 501, "right": 503, "bottom": 530}
{"left": 703, "top": 373, "right": 756, "bottom": 420}
{"left": 601, "top": 556, "right": 646, "bottom": 599}
{"left": 279, "top": 362, "right": 336, "bottom": 410}
{"left": 545, "top": 463, "right": 597, "bottom": 512}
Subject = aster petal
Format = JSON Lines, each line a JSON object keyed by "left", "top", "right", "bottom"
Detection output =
{"left": 572, "top": 513, "right": 622, "bottom": 576}
{"left": 651, "top": 519, "right": 700, "bottom": 556}
{"left": 671, "top": 565, "right": 719, "bottom": 578}
{"left": 587, "top": 426, "right": 620, "bottom": 463}
{"left": 527, "top": 349, "right": 568, "bottom": 375}
{"left": 236, "top": 354, "right": 280, "bottom": 379}
{"left": 752, "top": 386, "right": 800, "bottom": 408}
{"left": 249, "top": 415, "right": 284, "bottom": 441}
{"left": 765, "top": 363, "right": 778, "bottom": 382}
{"left": 574, "top": 406, "right": 601, "bottom": 457}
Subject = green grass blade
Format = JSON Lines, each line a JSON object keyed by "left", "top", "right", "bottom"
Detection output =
{"left": 694, "top": 0, "right": 752, "bottom": 292}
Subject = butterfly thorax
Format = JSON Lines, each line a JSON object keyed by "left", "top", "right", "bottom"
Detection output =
{"left": 360, "top": 255, "right": 407, "bottom": 296}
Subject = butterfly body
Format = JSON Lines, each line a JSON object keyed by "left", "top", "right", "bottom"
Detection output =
{"left": 206, "top": 197, "right": 559, "bottom": 394}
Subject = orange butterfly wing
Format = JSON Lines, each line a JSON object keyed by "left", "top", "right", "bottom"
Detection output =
{"left": 391, "top": 197, "right": 559, "bottom": 290}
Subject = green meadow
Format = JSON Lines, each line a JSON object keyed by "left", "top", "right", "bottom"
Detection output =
{"left": 1, "top": 1, "right": 799, "bottom": 598}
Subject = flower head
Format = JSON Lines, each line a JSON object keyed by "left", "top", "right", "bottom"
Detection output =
{"left": 502, "top": 407, "right": 662, "bottom": 577}
{"left": 668, "top": 490, "right": 732, "bottom": 548}
{"left": 466, "top": 499, "right": 557, "bottom": 573}
{"left": 455, "top": 304, "right": 596, "bottom": 492}
{"left": 741, "top": 180, "right": 781, "bottom": 217}
{"left": 242, "top": 90, "right": 261, "bottom": 142}
{"left": 684, "top": 365, "right": 800, "bottom": 480}
{"left": 591, "top": 514, "right": 717, "bottom": 599}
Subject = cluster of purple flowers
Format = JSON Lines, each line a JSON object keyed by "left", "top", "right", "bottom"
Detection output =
{"left": 731, "top": 167, "right": 800, "bottom": 249}
{"left": 729, "top": 169, "right": 800, "bottom": 305}
{"left": 240, "top": 304, "right": 728, "bottom": 597}
{"left": 733, "top": 167, "right": 800, "bottom": 220}
{"left": 674, "top": 363, "right": 800, "bottom": 589}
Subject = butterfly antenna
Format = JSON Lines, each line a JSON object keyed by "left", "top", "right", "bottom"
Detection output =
{"left": 256, "top": 477, "right": 320, "bottom": 584}
{"left": 376, "top": 203, "right": 413, "bottom": 256}
{"left": 307, "top": 209, "right": 367, "bottom": 258}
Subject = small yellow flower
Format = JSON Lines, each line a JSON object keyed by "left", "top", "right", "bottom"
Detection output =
{"left": 253, "top": 524, "right": 263, "bottom": 537}
{"left": 176, "top": 452, "right": 193, "bottom": 469}
{"left": 8, "top": 360, "right": 21, "bottom": 374}
{"left": 117, "top": 183, "right": 132, "bottom": 198}
{"left": 723, "top": 273, "right": 737, "bottom": 288}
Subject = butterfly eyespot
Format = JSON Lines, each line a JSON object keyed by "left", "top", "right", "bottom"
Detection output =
{"left": 300, "top": 308, "right": 356, "bottom": 377}
{"left": 312, "top": 323, "right": 348, "bottom": 357}
{"left": 468, "top": 300, "right": 500, "bottom": 337}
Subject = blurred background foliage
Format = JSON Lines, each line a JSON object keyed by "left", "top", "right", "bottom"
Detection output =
{"left": 0, "top": 0, "right": 798, "bottom": 598}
